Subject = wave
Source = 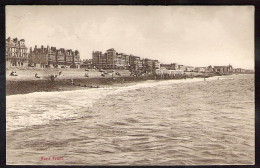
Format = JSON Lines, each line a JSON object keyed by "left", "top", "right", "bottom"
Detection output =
{"left": 6, "top": 76, "right": 224, "bottom": 131}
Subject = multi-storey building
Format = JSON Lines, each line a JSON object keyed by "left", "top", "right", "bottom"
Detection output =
{"left": 195, "top": 67, "right": 207, "bottom": 72}
{"left": 234, "top": 68, "right": 246, "bottom": 73}
{"left": 92, "top": 51, "right": 103, "bottom": 68}
{"left": 129, "top": 55, "right": 142, "bottom": 71}
{"left": 92, "top": 48, "right": 160, "bottom": 71}
{"left": 178, "top": 65, "right": 186, "bottom": 71}
{"left": 207, "top": 65, "right": 213, "bottom": 72}
{"left": 160, "top": 63, "right": 178, "bottom": 70}
{"left": 29, "top": 45, "right": 80, "bottom": 68}
{"left": 185, "top": 66, "right": 195, "bottom": 72}
{"left": 143, "top": 58, "right": 153, "bottom": 72}
{"left": 92, "top": 51, "right": 108, "bottom": 69}
{"left": 123, "top": 54, "right": 130, "bottom": 69}
{"left": 106, "top": 48, "right": 117, "bottom": 69}
{"left": 73, "top": 50, "right": 80, "bottom": 68}
{"left": 28, "top": 45, "right": 49, "bottom": 68}
{"left": 6, "top": 37, "right": 28, "bottom": 67}
{"left": 153, "top": 60, "right": 160, "bottom": 70}
{"left": 48, "top": 47, "right": 57, "bottom": 67}
{"left": 81, "top": 59, "right": 93, "bottom": 69}
{"left": 213, "top": 65, "right": 233, "bottom": 73}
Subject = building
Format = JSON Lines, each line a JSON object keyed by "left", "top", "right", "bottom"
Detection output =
{"left": 73, "top": 50, "right": 81, "bottom": 68}
{"left": 143, "top": 58, "right": 153, "bottom": 72}
{"left": 178, "top": 65, "right": 186, "bottom": 71}
{"left": 153, "top": 60, "right": 160, "bottom": 70}
{"left": 195, "top": 67, "right": 207, "bottom": 72}
{"left": 92, "top": 48, "right": 130, "bottom": 69}
{"left": 29, "top": 45, "right": 80, "bottom": 68}
{"left": 185, "top": 66, "right": 195, "bottom": 72}
{"left": 160, "top": 63, "right": 178, "bottom": 70}
{"left": 207, "top": 65, "right": 214, "bottom": 72}
{"left": 92, "top": 48, "right": 159, "bottom": 71}
{"left": 106, "top": 48, "right": 117, "bottom": 69}
{"left": 6, "top": 37, "right": 28, "bottom": 67}
{"left": 115, "top": 53, "right": 127, "bottom": 69}
{"left": 81, "top": 59, "right": 93, "bottom": 69}
{"left": 123, "top": 54, "right": 130, "bottom": 69}
{"left": 234, "top": 68, "right": 246, "bottom": 73}
{"left": 92, "top": 51, "right": 103, "bottom": 69}
{"left": 28, "top": 45, "right": 49, "bottom": 68}
{"left": 213, "top": 65, "right": 233, "bottom": 73}
{"left": 245, "top": 69, "right": 254, "bottom": 74}
{"left": 129, "top": 55, "right": 142, "bottom": 71}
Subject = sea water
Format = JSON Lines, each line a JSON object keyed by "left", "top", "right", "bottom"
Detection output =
{"left": 6, "top": 74, "right": 254, "bottom": 165}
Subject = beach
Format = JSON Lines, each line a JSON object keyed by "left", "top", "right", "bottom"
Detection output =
{"left": 6, "top": 74, "right": 254, "bottom": 165}
{"left": 6, "top": 67, "right": 137, "bottom": 95}
{"left": 6, "top": 67, "right": 210, "bottom": 96}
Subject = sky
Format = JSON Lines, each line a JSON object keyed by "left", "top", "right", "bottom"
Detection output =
{"left": 6, "top": 6, "right": 254, "bottom": 69}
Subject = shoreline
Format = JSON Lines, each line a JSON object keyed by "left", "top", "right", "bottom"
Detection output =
{"left": 6, "top": 74, "right": 222, "bottom": 96}
{"left": 6, "top": 67, "right": 240, "bottom": 96}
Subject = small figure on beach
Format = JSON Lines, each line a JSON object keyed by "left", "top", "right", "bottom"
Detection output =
{"left": 59, "top": 71, "right": 62, "bottom": 76}
{"left": 35, "top": 73, "right": 40, "bottom": 78}
{"left": 101, "top": 72, "right": 105, "bottom": 77}
{"left": 10, "top": 71, "right": 18, "bottom": 76}
{"left": 50, "top": 73, "right": 55, "bottom": 82}
{"left": 116, "top": 72, "right": 121, "bottom": 76}
{"left": 71, "top": 79, "right": 74, "bottom": 85}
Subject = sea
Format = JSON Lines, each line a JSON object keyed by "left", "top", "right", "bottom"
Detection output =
{"left": 6, "top": 74, "right": 255, "bottom": 165}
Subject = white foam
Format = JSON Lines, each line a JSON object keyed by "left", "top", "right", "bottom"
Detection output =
{"left": 6, "top": 76, "right": 224, "bottom": 131}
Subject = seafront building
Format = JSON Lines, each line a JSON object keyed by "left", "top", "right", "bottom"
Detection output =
{"left": 195, "top": 67, "right": 207, "bottom": 72}
{"left": 6, "top": 37, "right": 29, "bottom": 67}
{"left": 185, "top": 66, "right": 195, "bottom": 72}
{"left": 92, "top": 48, "right": 159, "bottom": 72}
{"left": 81, "top": 59, "right": 93, "bottom": 69}
{"left": 28, "top": 45, "right": 80, "bottom": 68}
{"left": 213, "top": 65, "right": 233, "bottom": 73}
{"left": 160, "top": 63, "right": 178, "bottom": 70}
{"left": 5, "top": 38, "right": 252, "bottom": 74}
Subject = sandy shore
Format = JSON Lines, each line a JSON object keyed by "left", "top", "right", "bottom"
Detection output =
{"left": 6, "top": 67, "right": 218, "bottom": 96}
{"left": 6, "top": 67, "right": 131, "bottom": 81}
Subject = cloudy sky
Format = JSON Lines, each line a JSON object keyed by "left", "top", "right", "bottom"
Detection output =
{"left": 6, "top": 6, "right": 254, "bottom": 69}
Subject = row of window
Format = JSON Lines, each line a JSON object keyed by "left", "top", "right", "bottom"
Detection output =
{"left": 6, "top": 47, "right": 27, "bottom": 53}
{"left": 6, "top": 53, "right": 28, "bottom": 57}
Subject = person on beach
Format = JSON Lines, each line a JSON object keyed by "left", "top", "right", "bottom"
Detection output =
{"left": 11, "top": 71, "right": 18, "bottom": 76}
{"left": 71, "top": 79, "right": 74, "bottom": 85}
{"left": 101, "top": 72, "right": 105, "bottom": 77}
{"left": 59, "top": 71, "right": 62, "bottom": 76}
{"left": 50, "top": 73, "right": 55, "bottom": 82}
{"left": 35, "top": 73, "right": 40, "bottom": 78}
